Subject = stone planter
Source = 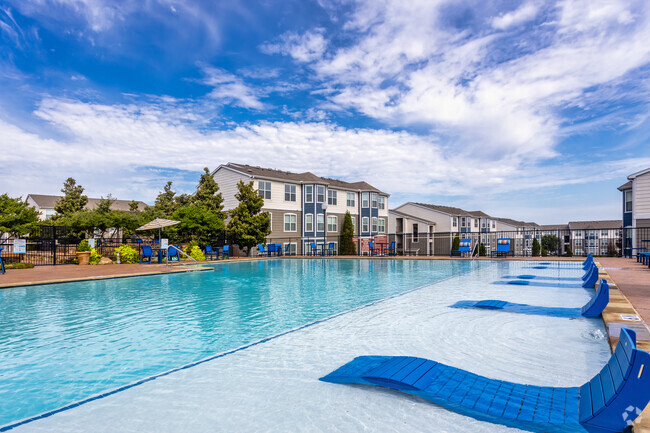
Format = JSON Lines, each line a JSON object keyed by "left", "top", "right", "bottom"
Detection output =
{"left": 76, "top": 251, "right": 91, "bottom": 265}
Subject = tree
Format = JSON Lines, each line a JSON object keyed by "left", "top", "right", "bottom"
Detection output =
{"left": 541, "top": 234, "right": 560, "bottom": 255}
{"left": 452, "top": 233, "right": 460, "bottom": 251}
{"left": 170, "top": 204, "right": 225, "bottom": 243}
{"left": 54, "top": 178, "right": 88, "bottom": 217}
{"left": 339, "top": 211, "right": 356, "bottom": 255}
{"left": 227, "top": 180, "right": 271, "bottom": 253}
{"left": 532, "top": 238, "right": 541, "bottom": 256}
{"left": 194, "top": 167, "right": 224, "bottom": 214}
{"left": 565, "top": 245, "right": 573, "bottom": 257}
{"left": 478, "top": 243, "right": 487, "bottom": 256}
{"left": 129, "top": 200, "right": 140, "bottom": 212}
{"left": 153, "top": 181, "right": 178, "bottom": 217}
{"left": 0, "top": 194, "right": 40, "bottom": 237}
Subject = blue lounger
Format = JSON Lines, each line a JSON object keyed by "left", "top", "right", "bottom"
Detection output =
{"left": 451, "top": 279, "right": 610, "bottom": 318}
{"left": 451, "top": 238, "right": 471, "bottom": 257}
{"left": 582, "top": 265, "right": 599, "bottom": 288}
{"left": 320, "top": 328, "right": 650, "bottom": 433}
{"left": 582, "top": 254, "right": 593, "bottom": 270}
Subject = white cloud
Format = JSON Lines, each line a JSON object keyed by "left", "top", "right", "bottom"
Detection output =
{"left": 198, "top": 66, "right": 266, "bottom": 110}
{"left": 491, "top": 2, "right": 539, "bottom": 30}
{"left": 260, "top": 28, "right": 328, "bottom": 62}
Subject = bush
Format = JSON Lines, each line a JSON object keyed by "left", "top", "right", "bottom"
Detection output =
{"left": 565, "top": 245, "right": 573, "bottom": 257}
{"left": 452, "top": 234, "right": 460, "bottom": 251}
{"left": 6, "top": 262, "right": 35, "bottom": 269}
{"left": 115, "top": 245, "right": 138, "bottom": 263}
{"left": 89, "top": 248, "right": 102, "bottom": 265}
{"left": 541, "top": 248, "right": 549, "bottom": 257}
{"left": 479, "top": 243, "right": 487, "bottom": 256}
{"left": 186, "top": 245, "right": 206, "bottom": 261}
{"left": 77, "top": 239, "right": 91, "bottom": 252}
{"left": 532, "top": 238, "right": 541, "bottom": 256}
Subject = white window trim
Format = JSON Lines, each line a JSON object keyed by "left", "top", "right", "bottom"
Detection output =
{"left": 327, "top": 215, "right": 338, "bottom": 232}
{"left": 362, "top": 216, "right": 369, "bottom": 232}
{"left": 362, "top": 192, "right": 369, "bottom": 208}
{"left": 378, "top": 196, "right": 385, "bottom": 210}
{"left": 351, "top": 216, "right": 356, "bottom": 233}
{"left": 258, "top": 180, "right": 271, "bottom": 199}
{"left": 316, "top": 185, "right": 325, "bottom": 203}
{"left": 305, "top": 185, "right": 313, "bottom": 203}
{"left": 284, "top": 184, "right": 296, "bottom": 202}
{"left": 305, "top": 214, "right": 313, "bottom": 232}
{"left": 371, "top": 216, "right": 378, "bottom": 232}
{"left": 347, "top": 192, "right": 355, "bottom": 207}
{"left": 284, "top": 213, "right": 297, "bottom": 232}
{"left": 378, "top": 218, "right": 385, "bottom": 233}
{"left": 317, "top": 214, "right": 325, "bottom": 232}
{"left": 283, "top": 242, "right": 297, "bottom": 255}
{"left": 328, "top": 190, "right": 337, "bottom": 206}
{"left": 371, "top": 193, "right": 378, "bottom": 208}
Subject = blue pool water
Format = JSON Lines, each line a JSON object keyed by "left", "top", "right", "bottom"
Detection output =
{"left": 0, "top": 259, "right": 481, "bottom": 426}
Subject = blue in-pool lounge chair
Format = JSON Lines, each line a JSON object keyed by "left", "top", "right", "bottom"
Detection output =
{"left": 0, "top": 247, "right": 5, "bottom": 274}
{"left": 321, "top": 327, "right": 650, "bottom": 433}
{"left": 451, "top": 238, "right": 472, "bottom": 257}
{"left": 451, "top": 279, "right": 610, "bottom": 318}
{"left": 491, "top": 238, "right": 513, "bottom": 257}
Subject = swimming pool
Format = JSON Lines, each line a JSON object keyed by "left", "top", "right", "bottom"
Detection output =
{"left": 0, "top": 259, "right": 482, "bottom": 427}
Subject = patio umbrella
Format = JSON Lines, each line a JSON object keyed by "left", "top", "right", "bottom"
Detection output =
{"left": 136, "top": 218, "right": 180, "bottom": 242}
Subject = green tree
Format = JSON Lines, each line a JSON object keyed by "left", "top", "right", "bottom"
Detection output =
{"left": 227, "top": 180, "right": 271, "bottom": 253}
{"left": 194, "top": 167, "right": 224, "bottom": 214}
{"left": 0, "top": 194, "right": 40, "bottom": 237}
{"left": 129, "top": 200, "right": 140, "bottom": 212}
{"left": 339, "top": 211, "right": 356, "bottom": 255}
{"left": 170, "top": 204, "right": 225, "bottom": 243}
{"left": 532, "top": 238, "right": 541, "bottom": 256}
{"left": 541, "top": 234, "right": 560, "bottom": 254}
{"left": 153, "top": 181, "right": 178, "bottom": 217}
{"left": 565, "top": 245, "right": 573, "bottom": 257}
{"left": 54, "top": 178, "right": 88, "bottom": 217}
{"left": 479, "top": 243, "right": 487, "bottom": 256}
{"left": 452, "top": 233, "right": 460, "bottom": 251}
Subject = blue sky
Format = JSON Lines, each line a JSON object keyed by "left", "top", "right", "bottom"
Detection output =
{"left": 1, "top": 0, "right": 650, "bottom": 224}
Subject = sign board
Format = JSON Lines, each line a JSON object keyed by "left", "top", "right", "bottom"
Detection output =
{"left": 14, "top": 239, "right": 26, "bottom": 254}
{"left": 160, "top": 238, "right": 169, "bottom": 249}
{"left": 88, "top": 239, "right": 96, "bottom": 249}
{"left": 360, "top": 238, "right": 370, "bottom": 253}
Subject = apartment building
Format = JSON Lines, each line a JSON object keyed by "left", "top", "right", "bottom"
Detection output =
{"left": 619, "top": 167, "right": 650, "bottom": 255}
{"left": 212, "top": 163, "right": 389, "bottom": 254}
{"left": 541, "top": 221, "right": 622, "bottom": 256}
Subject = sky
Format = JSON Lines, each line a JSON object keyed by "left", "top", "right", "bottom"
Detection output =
{"left": 1, "top": 0, "right": 650, "bottom": 224}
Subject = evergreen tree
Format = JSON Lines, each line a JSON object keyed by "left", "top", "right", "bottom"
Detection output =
{"left": 194, "top": 167, "right": 224, "bottom": 215}
{"left": 227, "top": 180, "right": 271, "bottom": 252}
{"left": 541, "top": 234, "right": 560, "bottom": 254}
{"left": 54, "top": 178, "right": 88, "bottom": 217}
{"left": 129, "top": 200, "right": 140, "bottom": 212}
{"left": 153, "top": 181, "right": 177, "bottom": 216}
{"left": 0, "top": 194, "right": 40, "bottom": 237}
{"left": 339, "top": 211, "right": 356, "bottom": 255}
{"left": 452, "top": 233, "right": 460, "bottom": 251}
{"left": 532, "top": 238, "right": 541, "bottom": 256}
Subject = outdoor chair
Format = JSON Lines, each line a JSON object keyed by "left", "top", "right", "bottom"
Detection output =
{"left": 0, "top": 247, "right": 5, "bottom": 274}
{"left": 205, "top": 245, "right": 219, "bottom": 261}
{"left": 257, "top": 244, "right": 268, "bottom": 257}
{"left": 386, "top": 241, "right": 396, "bottom": 256}
{"left": 275, "top": 243, "right": 283, "bottom": 256}
{"left": 310, "top": 242, "right": 318, "bottom": 256}
{"left": 140, "top": 245, "right": 156, "bottom": 264}
{"left": 451, "top": 238, "right": 472, "bottom": 257}
{"left": 268, "top": 243, "right": 278, "bottom": 256}
{"left": 167, "top": 246, "right": 181, "bottom": 262}
{"left": 284, "top": 244, "right": 293, "bottom": 256}
{"left": 491, "top": 238, "right": 513, "bottom": 257}
{"left": 326, "top": 242, "right": 336, "bottom": 256}
{"left": 221, "top": 245, "right": 230, "bottom": 259}
{"left": 368, "top": 241, "right": 376, "bottom": 256}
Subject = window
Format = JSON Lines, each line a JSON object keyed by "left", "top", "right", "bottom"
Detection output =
{"left": 378, "top": 196, "right": 385, "bottom": 209}
{"left": 327, "top": 216, "right": 338, "bottom": 232}
{"left": 284, "top": 214, "right": 297, "bottom": 232}
{"left": 625, "top": 190, "right": 632, "bottom": 212}
{"left": 362, "top": 192, "right": 369, "bottom": 208}
{"left": 452, "top": 217, "right": 457, "bottom": 227}
{"left": 305, "top": 185, "right": 313, "bottom": 202}
{"left": 258, "top": 181, "right": 271, "bottom": 199}
{"left": 317, "top": 214, "right": 324, "bottom": 232}
{"left": 413, "top": 223, "right": 419, "bottom": 242}
{"left": 378, "top": 218, "right": 385, "bottom": 233}
{"left": 328, "top": 190, "right": 337, "bottom": 205}
{"left": 474, "top": 219, "right": 479, "bottom": 228}
{"left": 362, "top": 217, "right": 369, "bottom": 232}
{"left": 575, "top": 239, "right": 582, "bottom": 246}
{"left": 371, "top": 217, "right": 378, "bottom": 232}
{"left": 305, "top": 214, "right": 313, "bottom": 232}
{"left": 351, "top": 216, "right": 356, "bottom": 232}
{"left": 346, "top": 192, "right": 355, "bottom": 207}
{"left": 482, "top": 220, "right": 486, "bottom": 228}
{"left": 601, "top": 230, "right": 608, "bottom": 236}
{"left": 317, "top": 185, "right": 325, "bottom": 203}
{"left": 284, "top": 184, "right": 296, "bottom": 202}
{"left": 371, "top": 193, "right": 378, "bottom": 208}
{"left": 575, "top": 230, "right": 582, "bottom": 237}
{"left": 491, "top": 221, "right": 495, "bottom": 228}
{"left": 283, "top": 243, "right": 297, "bottom": 255}
{"left": 461, "top": 217, "right": 466, "bottom": 227}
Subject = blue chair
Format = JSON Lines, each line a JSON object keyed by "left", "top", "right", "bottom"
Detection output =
{"left": 310, "top": 242, "right": 318, "bottom": 256}
{"left": 0, "top": 247, "right": 5, "bottom": 274}
{"left": 205, "top": 245, "right": 218, "bottom": 260}
{"left": 284, "top": 243, "right": 293, "bottom": 256}
{"left": 268, "top": 243, "right": 278, "bottom": 256}
{"left": 257, "top": 244, "right": 268, "bottom": 257}
{"left": 275, "top": 243, "right": 283, "bottom": 256}
{"left": 368, "top": 241, "right": 376, "bottom": 256}
{"left": 140, "top": 245, "right": 155, "bottom": 264}
{"left": 451, "top": 238, "right": 471, "bottom": 257}
{"left": 221, "top": 245, "right": 230, "bottom": 259}
{"left": 167, "top": 246, "right": 181, "bottom": 262}
{"left": 326, "top": 242, "right": 336, "bottom": 256}
{"left": 386, "top": 241, "right": 396, "bottom": 256}
{"left": 491, "top": 238, "right": 512, "bottom": 257}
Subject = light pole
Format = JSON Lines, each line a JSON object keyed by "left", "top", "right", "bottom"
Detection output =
{"left": 322, "top": 202, "right": 328, "bottom": 256}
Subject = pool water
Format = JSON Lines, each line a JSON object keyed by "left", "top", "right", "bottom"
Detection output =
{"left": 0, "top": 259, "right": 481, "bottom": 426}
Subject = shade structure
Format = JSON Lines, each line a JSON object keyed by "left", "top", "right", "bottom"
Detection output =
{"left": 136, "top": 218, "right": 180, "bottom": 231}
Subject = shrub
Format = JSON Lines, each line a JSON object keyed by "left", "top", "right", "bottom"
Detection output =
{"left": 532, "top": 238, "right": 541, "bottom": 256}
{"left": 452, "top": 234, "right": 460, "bottom": 251}
{"left": 77, "top": 239, "right": 91, "bottom": 252}
{"left": 186, "top": 245, "right": 205, "bottom": 261}
{"left": 89, "top": 248, "right": 102, "bottom": 265}
{"left": 565, "top": 245, "right": 573, "bottom": 257}
{"left": 541, "top": 248, "right": 549, "bottom": 257}
{"left": 115, "top": 245, "right": 138, "bottom": 263}
{"left": 6, "top": 262, "right": 35, "bottom": 269}
{"left": 479, "top": 243, "right": 487, "bottom": 256}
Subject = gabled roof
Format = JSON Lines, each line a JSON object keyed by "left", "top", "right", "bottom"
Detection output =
{"left": 617, "top": 181, "right": 632, "bottom": 191}
{"left": 628, "top": 167, "right": 650, "bottom": 180}
{"left": 540, "top": 224, "right": 569, "bottom": 231}
{"left": 389, "top": 208, "right": 437, "bottom": 224}
{"left": 26, "top": 194, "right": 148, "bottom": 212}
{"left": 493, "top": 217, "right": 540, "bottom": 228}
{"left": 411, "top": 203, "right": 473, "bottom": 216}
{"left": 568, "top": 220, "right": 622, "bottom": 230}
{"left": 218, "top": 162, "right": 387, "bottom": 194}
{"left": 467, "top": 210, "right": 491, "bottom": 218}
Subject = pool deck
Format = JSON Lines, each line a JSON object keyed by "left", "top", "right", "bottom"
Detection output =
{"left": 594, "top": 257, "right": 650, "bottom": 432}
